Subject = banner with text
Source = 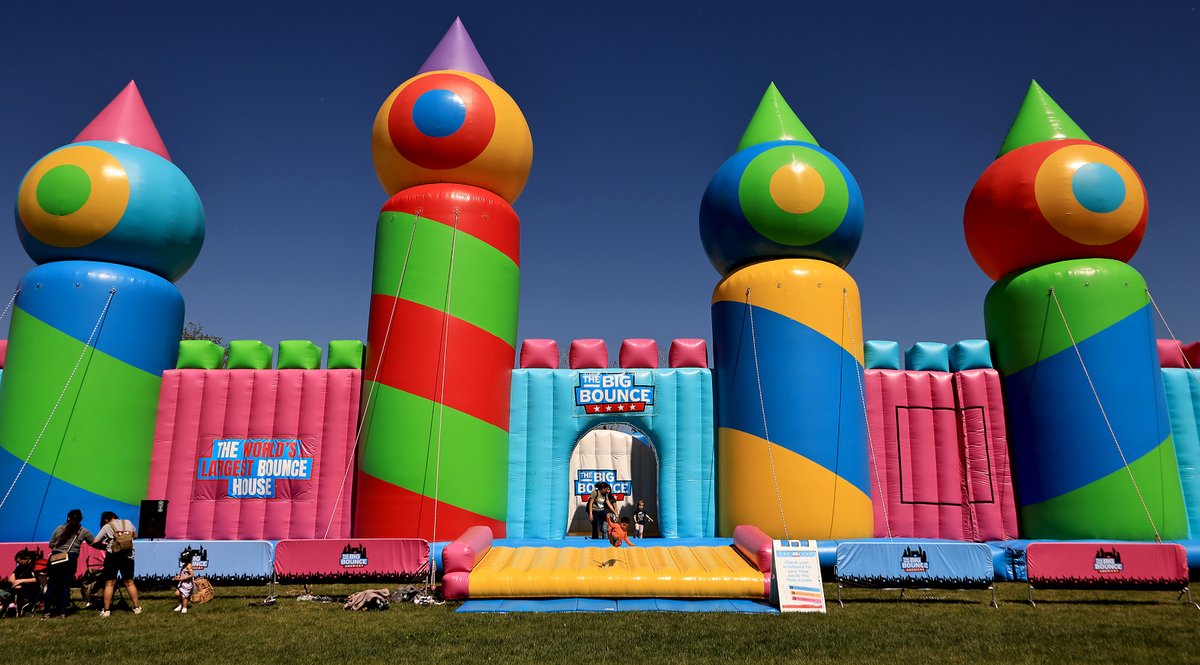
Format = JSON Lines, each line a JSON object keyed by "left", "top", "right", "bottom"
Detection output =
{"left": 772, "top": 540, "right": 826, "bottom": 613}
{"left": 195, "top": 438, "right": 314, "bottom": 500}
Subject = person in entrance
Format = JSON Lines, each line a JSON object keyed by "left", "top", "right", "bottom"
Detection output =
{"left": 587, "top": 482, "right": 618, "bottom": 540}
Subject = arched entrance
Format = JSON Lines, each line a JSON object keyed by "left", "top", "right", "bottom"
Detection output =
{"left": 567, "top": 423, "right": 659, "bottom": 537}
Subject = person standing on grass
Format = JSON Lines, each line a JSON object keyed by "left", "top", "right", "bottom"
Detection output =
{"left": 173, "top": 550, "right": 194, "bottom": 614}
{"left": 93, "top": 511, "right": 141, "bottom": 617}
{"left": 45, "top": 509, "right": 94, "bottom": 619}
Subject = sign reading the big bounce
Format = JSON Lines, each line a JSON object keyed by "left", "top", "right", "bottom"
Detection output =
{"left": 575, "top": 372, "right": 655, "bottom": 416}
{"left": 772, "top": 540, "right": 827, "bottom": 613}
{"left": 575, "top": 469, "right": 632, "bottom": 500}
{"left": 196, "top": 438, "right": 313, "bottom": 499}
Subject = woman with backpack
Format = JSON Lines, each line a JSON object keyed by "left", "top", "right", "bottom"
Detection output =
{"left": 94, "top": 511, "right": 141, "bottom": 617}
{"left": 44, "top": 509, "right": 94, "bottom": 619}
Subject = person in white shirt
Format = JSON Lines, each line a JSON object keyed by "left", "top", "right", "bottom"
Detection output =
{"left": 93, "top": 511, "right": 141, "bottom": 617}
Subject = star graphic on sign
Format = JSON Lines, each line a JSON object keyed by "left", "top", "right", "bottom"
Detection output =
{"left": 605, "top": 405, "right": 613, "bottom": 412}
{"left": 617, "top": 404, "right": 626, "bottom": 411}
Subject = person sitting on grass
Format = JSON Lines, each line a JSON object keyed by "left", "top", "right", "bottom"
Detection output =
{"left": 606, "top": 514, "right": 635, "bottom": 548}
{"left": 7, "top": 549, "right": 41, "bottom": 616}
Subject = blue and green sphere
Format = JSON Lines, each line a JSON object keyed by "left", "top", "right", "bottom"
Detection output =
{"left": 700, "top": 140, "right": 863, "bottom": 275}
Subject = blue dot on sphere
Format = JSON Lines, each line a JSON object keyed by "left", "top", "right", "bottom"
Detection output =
{"left": 1072, "top": 162, "right": 1126, "bottom": 214}
{"left": 411, "top": 89, "right": 467, "bottom": 138}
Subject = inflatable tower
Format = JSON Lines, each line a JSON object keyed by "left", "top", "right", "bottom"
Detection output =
{"left": 700, "top": 84, "right": 872, "bottom": 539}
{"left": 964, "top": 81, "right": 1186, "bottom": 540}
{"left": 356, "top": 19, "right": 532, "bottom": 538}
{"left": 0, "top": 82, "right": 203, "bottom": 540}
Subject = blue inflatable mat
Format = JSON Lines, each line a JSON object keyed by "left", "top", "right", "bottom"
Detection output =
{"left": 457, "top": 598, "right": 777, "bottom": 613}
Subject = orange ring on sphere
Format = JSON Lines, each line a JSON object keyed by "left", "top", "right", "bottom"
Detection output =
{"left": 1034, "top": 143, "right": 1145, "bottom": 246}
{"left": 17, "top": 145, "right": 130, "bottom": 248}
{"left": 372, "top": 71, "right": 533, "bottom": 204}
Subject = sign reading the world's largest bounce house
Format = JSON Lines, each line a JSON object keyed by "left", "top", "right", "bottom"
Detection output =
{"left": 196, "top": 438, "right": 314, "bottom": 498}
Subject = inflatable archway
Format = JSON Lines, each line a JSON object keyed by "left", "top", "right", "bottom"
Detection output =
{"left": 507, "top": 366, "right": 714, "bottom": 538}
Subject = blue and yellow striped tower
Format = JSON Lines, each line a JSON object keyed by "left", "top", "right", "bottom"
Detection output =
{"left": 701, "top": 84, "right": 872, "bottom": 539}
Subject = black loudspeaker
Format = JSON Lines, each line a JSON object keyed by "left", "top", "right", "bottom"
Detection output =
{"left": 139, "top": 499, "right": 168, "bottom": 539}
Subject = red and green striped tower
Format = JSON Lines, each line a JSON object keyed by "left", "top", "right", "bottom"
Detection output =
{"left": 355, "top": 19, "right": 532, "bottom": 538}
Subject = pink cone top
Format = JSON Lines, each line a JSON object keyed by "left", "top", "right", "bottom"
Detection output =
{"left": 73, "top": 81, "right": 171, "bottom": 161}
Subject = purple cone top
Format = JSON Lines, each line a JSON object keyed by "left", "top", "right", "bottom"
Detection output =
{"left": 417, "top": 17, "right": 495, "bottom": 81}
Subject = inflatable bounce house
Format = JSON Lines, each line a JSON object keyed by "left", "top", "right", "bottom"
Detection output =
{"left": 0, "top": 19, "right": 1197, "bottom": 612}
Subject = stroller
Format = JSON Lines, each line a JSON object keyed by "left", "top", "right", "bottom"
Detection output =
{"left": 79, "top": 553, "right": 125, "bottom": 611}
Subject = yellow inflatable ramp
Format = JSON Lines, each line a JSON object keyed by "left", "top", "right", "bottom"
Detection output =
{"left": 466, "top": 545, "right": 768, "bottom": 598}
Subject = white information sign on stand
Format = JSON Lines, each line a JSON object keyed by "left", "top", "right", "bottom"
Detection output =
{"left": 772, "top": 539, "right": 827, "bottom": 613}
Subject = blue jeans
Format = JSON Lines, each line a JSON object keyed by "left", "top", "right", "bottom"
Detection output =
{"left": 590, "top": 510, "right": 609, "bottom": 539}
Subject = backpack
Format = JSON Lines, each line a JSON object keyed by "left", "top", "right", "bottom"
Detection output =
{"left": 110, "top": 520, "right": 135, "bottom": 553}
{"left": 192, "top": 578, "right": 214, "bottom": 604}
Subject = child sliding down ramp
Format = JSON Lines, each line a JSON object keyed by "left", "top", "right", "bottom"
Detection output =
{"left": 442, "top": 526, "right": 772, "bottom": 600}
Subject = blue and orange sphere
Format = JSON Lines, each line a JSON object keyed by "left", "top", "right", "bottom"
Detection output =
{"left": 964, "top": 139, "right": 1147, "bottom": 280}
{"left": 16, "top": 140, "right": 205, "bottom": 282}
{"left": 700, "top": 140, "right": 864, "bottom": 275}
{"left": 372, "top": 71, "right": 532, "bottom": 204}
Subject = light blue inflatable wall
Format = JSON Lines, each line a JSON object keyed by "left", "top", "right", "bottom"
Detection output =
{"left": 1162, "top": 368, "right": 1200, "bottom": 538}
{"left": 508, "top": 367, "right": 715, "bottom": 539}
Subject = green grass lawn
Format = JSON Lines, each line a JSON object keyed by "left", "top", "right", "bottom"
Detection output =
{"left": 0, "top": 583, "right": 1194, "bottom": 664}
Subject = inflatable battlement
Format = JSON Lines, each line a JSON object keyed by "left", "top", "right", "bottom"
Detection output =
{"left": 865, "top": 339, "right": 994, "bottom": 372}
{"left": 518, "top": 338, "right": 709, "bottom": 369}
{"left": 176, "top": 339, "right": 364, "bottom": 370}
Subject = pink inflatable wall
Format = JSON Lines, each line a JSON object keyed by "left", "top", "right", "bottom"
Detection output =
{"left": 864, "top": 368, "right": 1018, "bottom": 541}
{"left": 148, "top": 369, "right": 361, "bottom": 540}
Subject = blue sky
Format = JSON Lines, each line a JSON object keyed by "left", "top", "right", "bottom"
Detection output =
{"left": 1, "top": 2, "right": 1198, "bottom": 358}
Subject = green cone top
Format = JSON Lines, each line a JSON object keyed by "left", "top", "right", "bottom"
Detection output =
{"left": 998, "top": 81, "right": 1092, "bottom": 157}
{"left": 736, "top": 83, "right": 819, "bottom": 151}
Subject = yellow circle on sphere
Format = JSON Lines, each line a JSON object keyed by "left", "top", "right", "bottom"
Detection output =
{"left": 768, "top": 161, "right": 825, "bottom": 215}
{"left": 17, "top": 145, "right": 130, "bottom": 248}
{"left": 1034, "top": 143, "right": 1144, "bottom": 246}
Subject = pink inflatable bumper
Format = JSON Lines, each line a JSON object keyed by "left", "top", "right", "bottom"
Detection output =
{"left": 519, "top": 339, "right": 559, "bottom": 369}
{"left": 569, "top": 338, "right": 607, "bottom": 369}
{"left": 442, "top": 526, "right": 494, "bottom": 600}
{"left": 619, "top": 339, "right": 659, "bottom": 368}
{"left": 668, "top": 338, "right": 708, "bottom": 368}
{"left": 732, "top": 525, "right": 773, "bottom": 597}
{"left": 1158, "top": 339, "right": 1187, "bottom": 369}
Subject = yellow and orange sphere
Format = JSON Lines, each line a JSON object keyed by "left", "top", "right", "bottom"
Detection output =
{"left": 372, "top": 71, "right": 532, "bottom": 204}
{"left": 964, "top": 139, "right": 1147, "bottom": 281}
